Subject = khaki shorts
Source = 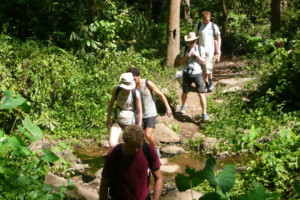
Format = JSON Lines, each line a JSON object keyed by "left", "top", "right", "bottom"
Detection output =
{"left": 202, "top": 57, "right": 214, "bottom": 74}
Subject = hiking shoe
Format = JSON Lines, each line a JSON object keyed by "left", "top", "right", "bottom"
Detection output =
{"left": 208, "top": 80, "right": 214, "bottom": 91}
{"left": 205, "top": 82, "right": 211, "bottom": 93}
{"left": 202, "top": 113, "right": 210, "bottom": 121}
{"left": 180, "top": 105, "right": 186, "bottom": 114}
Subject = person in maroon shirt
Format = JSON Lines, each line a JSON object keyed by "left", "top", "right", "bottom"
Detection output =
{"left": 99, "top": 125, "right": 163, "bottom": 200}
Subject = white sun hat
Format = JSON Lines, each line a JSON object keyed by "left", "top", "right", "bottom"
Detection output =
{"left": 184, "top": 32, "right": 198, "bottom": 42}
{"left": 118, "top": 72, "right": 136, "bottom": 90}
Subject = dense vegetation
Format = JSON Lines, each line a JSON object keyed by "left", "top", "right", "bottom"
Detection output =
{"left": 0, "top": 0, "right": 299, "bottom": 199}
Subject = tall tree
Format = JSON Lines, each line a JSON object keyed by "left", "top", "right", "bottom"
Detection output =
{"left": 166, "top": 0, "right": 181, "bottom": 67}
{"left": 220, "top": 0, "right": 228, "bottom": 34}
{"left": 271, "top": 0, "right": 281, "bottom": 34}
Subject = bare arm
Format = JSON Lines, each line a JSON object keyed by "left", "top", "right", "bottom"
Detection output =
{"left": 107, "top": 88, "right": 117, "bottom": 129}
{"left": 147, "top": 80, "right": 172, "bottom": 117}
{"left": 214, "top": 35, "right": 221, "bottom": 62}
{"left": 151, "top": 168, "right": 163, "bottom": 200}
{"left": 136, "top": 94, "right": 142, "bottom": 126}
{"left": 99, "top": 177, "right": 111, "bottom": 200}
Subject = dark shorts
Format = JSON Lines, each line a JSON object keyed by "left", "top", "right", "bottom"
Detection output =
{"left": 182, "top": 72, "right": 205, "bottom": 93}
{"left": 142, "top": 116, "right": 156, "bottom": 129}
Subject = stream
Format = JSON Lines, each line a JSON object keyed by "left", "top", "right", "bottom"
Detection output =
{"left": 75, "top": 146, "right": 253, "bottom": 191}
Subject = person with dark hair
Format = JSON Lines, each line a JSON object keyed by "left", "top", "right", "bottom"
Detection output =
{"left": 99, "top": 124, "right": 163, "bottom": 200}
{"left": 194, "top": 10, "right": 221, "bottom": 92}
{"left": 178, "top": 32, "right": 209, "bottom": 121}
{"left": 127, "top": 68, "right": 172, "bottom": 157}
{"left": 106, "top": 73, "right": 142, "bottom": 148}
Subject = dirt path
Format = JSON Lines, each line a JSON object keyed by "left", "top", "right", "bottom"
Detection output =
{"left": 157, "top": 57, "right": 248, "bottom": 142}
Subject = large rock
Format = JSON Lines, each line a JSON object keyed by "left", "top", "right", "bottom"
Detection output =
{"left": 161, "top": 189, "right": 202, "bottom": 200}
{"left": 161, "top": 146, "right": 185, "bottom": 155}
{"left": 153, "top": 123, "right": 181, "bottom": 143}
{"left": 202, "top": 137, "right": 218, "bottom": 152}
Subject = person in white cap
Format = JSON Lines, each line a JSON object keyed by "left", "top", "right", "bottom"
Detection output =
{"left": 178, "top": 32, "right": 209, "bottom": 121}
{"left": 106, "top": 73, "right": 143, "bottom": 148}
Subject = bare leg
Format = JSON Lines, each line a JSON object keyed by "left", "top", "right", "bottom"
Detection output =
{"left": 145, "top": 127, "right": 156, "bottom": 148}
{"left": 197, "top": 92, "right": 207, "bottom": 114}
{"left": 181, "top": 92, "right": 188, "bottom": 105}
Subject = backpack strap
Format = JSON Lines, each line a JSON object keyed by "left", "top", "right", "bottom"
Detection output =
{"left": 197, "top": 22, "right": 216, "bottom": 39}
{"left": 211, "top": 22, "right": 216, "bottom": 39}
{"left": 145, "top": 79, "right": 155, "bottom": 103}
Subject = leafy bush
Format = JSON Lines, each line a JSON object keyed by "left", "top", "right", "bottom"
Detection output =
{"left": 0, "top": 90, "right": 66, "bottom": 199}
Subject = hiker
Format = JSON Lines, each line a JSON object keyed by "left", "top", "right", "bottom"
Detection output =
{"left": 127, "top": 68, "right": 172, "bottom": 156}
{"left": 178, "top": 32, "right": 209, "bottom": 121}
{"left": 194, "top": 10, "right": 221, "bottom": 92}
{"left": 106, "top": 73, "right": 142, "bottom": 148}
{"left": 99, "top": 124, "right": 163, "bottom": 200}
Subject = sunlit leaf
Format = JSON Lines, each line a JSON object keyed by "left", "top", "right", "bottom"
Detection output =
{"left": 41, "top": 149, "right": 59, "bottom": 163}
{"left": 0, "top": 90, "right": 26, "bottom": 109}
{"left": 23, "top": 117, "right": 43, "bottom": 141}
{"left": 217, "top": 165, "right": 236, "bottom": 194}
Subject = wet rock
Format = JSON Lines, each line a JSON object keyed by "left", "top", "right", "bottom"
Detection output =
{"left": 160, "top": 164, "right": 180, "bottom": 173}
{"left": 161, "top": 146, "right": 185, "bottom": 155}
{"left": 161, "top": 189, "right": 202, "bottom": 200}
{"left": 99, "top": 140, "right": 109, "bottom": 148}
{"left": 153, "top": 123, "right": 181, "bottom": 143}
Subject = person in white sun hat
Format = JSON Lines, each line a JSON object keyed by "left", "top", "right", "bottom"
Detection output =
{"left": 106, "top": 72, "right": 143, "bottom": 148}
{"left": 178, "top": 32, "right": 209, "bottom": 121}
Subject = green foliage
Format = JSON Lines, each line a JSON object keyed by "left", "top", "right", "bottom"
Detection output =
{"left": 0, "top": 90, "right": 66, "bottom": 199}
{"left": 176, "top": 156, "right": 281, "bottom": 200}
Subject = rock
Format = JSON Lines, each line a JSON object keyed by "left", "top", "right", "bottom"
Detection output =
{"left": 222, "top": 86, "right": 243, "bottom": 93}
{"left": 202, "top": 137, "right": 218, "bottom": 152}
{"left": 94, "top": 168, "right": 103, "bottom": 179}
{"left": 153, "top": 123, "right": 181, "bottom": 143}
{"left": 45, "top": 173, "right": 68, "bottom": 188}
{"left": 161, "top": 146, "right": 185, "bottom": 155}
{"left": 161, "top": 189, "right": 202, "bottom": 200}
{"left": 99, "top": 140, "right": 109, "bottom": 148}
{"left": 218, "top": 78, "right": 255, "bottom": 86}
{"left": 160, "top": 164, "right": 180, "bottom": 173}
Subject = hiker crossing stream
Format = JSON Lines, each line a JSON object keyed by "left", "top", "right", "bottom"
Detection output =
{"left": 41, "top": 58, "right": 255, "bottom": 199}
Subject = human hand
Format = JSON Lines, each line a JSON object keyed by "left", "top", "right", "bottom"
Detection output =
{"left": 166, "top": 108, "right": 172, "bottom": 117}
{"left": 214, "top": 53, "right": 221, "bottom": 62}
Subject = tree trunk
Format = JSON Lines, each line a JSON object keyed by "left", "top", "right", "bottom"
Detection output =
{"left": 166, "top": 0, "right": 180, "bottom": 67}
{"left": 147, "top": 0, "right": 153, "bottom": 20}
{"left": 271, "top": 0, "right": 281, "bottom": 34}
{"left": 220, "top": 0, "right": 228, "bottom": 34}
{"left": 182, "top": 0, "right": 192, "bottom": 23}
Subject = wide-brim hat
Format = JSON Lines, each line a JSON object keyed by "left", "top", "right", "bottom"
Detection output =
{"left": 118, "top": 72, "right": 136, "bottom": 90}
{"left": 184, "top": 32, "right": 198, "bottom": 42}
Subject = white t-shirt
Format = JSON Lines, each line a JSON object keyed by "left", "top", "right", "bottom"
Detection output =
{"left": 194, "top": 22, "right": 221, "bottom": 57}
{"left": 116, "top": 89, "right": 141, "bottom": 126}
{"left": 180, "top": 45, "right": 202, "bottom": 75}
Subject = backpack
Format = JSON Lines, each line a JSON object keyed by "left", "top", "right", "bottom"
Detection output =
{"left": 114, "top": 86, "right": 137, "bottom": 123}
{"left": 197, "top": 22, "right": 216, "bottom": 39}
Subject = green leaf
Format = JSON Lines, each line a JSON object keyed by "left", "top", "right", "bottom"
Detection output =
{"left": 200, "top": 192, "right": 222, "bottom": 200}
{"left": 23, "top": 117, "right": 43, "bottom": 141}
{"left": 249, "top": 125, "right": 260, "bottom": 141}
{"left": 294, "top": 181, "right": 300, "bottom": 196}
{"left": 175, "top": 167, "right": 206, "bottom": 192}
{"left": 202, "top": 156, "right": 217, "bottom": 186}
{"left": 7, "top": 136, "right": 21, "bottom": 149}
{"left": 41, "top": 149, "right": 59, "bottom": 163}
{"left": 217, "top": 165, "right": 236, "bottom": 194}
{"left": 0, "top": 90, "right": 26, "bottom": 109}
{"left": 0, "top": 166, "right": 5, "bottom": 173}
{"left": 241, "top": 182, "right": 266, "bottom": 200}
